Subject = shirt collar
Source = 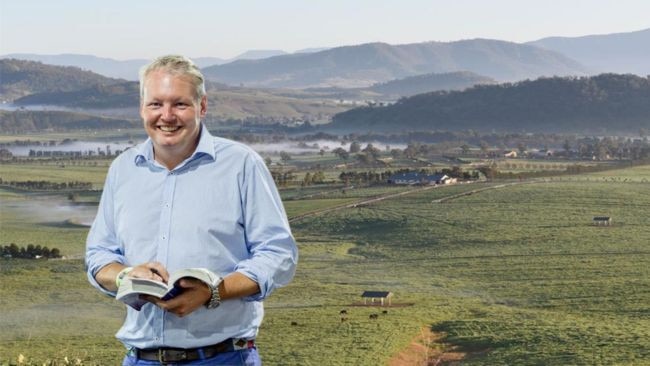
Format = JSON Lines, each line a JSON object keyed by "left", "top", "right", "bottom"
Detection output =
{"left": 134, "top": 124, "right": 216, "bottom": 166}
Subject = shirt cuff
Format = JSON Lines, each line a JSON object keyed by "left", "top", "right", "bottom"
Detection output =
{"left": 234, "top": 267, "right": 270, "bottom": 302}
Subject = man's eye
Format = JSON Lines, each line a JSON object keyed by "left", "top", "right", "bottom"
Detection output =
{"left": 148, "top": 102, "right": 161, "bottom": 108}
{"left": 176, "top": 103, "right": 188, "bottom": 108}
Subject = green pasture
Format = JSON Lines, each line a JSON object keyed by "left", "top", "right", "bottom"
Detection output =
{"left": 284, "top": 198, "right": 358, "bottom": 218}
{"left": 290, "top": 177, "right": 650, "bottom": 364}
{"left": 2, "top": 164, "right": 650, "bottom": 364}
{"left": 0, "top": 162, "right": 109, "bottom": 189}
{"left": 280, "top": 185, "right": 414, "bottom": 201}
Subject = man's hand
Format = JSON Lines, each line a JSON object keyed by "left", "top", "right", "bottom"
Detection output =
{"left": 143, "top": 278, "right": 211, "bottom": 317}
{"left": 129, "top": 261, "right": 169, "bottom": 283}
{"left": 95, "top": 261, "right": 169, "bottom": 292}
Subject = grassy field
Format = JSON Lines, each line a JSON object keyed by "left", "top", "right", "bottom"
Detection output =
{"left": 0, "top": 162, "right": 110, "bottom": 189}
{"left": 2, "top": 165, "right": 650, "bottom": 364}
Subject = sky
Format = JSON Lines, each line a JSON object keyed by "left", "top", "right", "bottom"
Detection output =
{"left": 1, "top": 0, "right": 649, "bottom": 60}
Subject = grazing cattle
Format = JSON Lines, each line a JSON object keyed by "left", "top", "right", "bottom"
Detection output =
{"left": 291, "top": 321, "right": 298, "bottom": 326}
{"left": 369, "top": 313, "right": 379, "bottom": 320}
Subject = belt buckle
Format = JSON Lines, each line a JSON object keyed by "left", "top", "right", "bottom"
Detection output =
{"left": 158, "top": 348, "right": 187, "bottom": 363}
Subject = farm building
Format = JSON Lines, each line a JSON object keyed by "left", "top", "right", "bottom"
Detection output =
{"left": 388, "top": 172, "right": 454, "bottom": 185}
{"left": 593, "top": 216, "right": 612, "bottom": 226}
{"left": 361, "top": 291, "right": 393, "bottom": 306}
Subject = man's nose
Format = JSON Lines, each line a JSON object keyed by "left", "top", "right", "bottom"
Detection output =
{"left": 161, "top": 104, "right": 175, "bottom": 121}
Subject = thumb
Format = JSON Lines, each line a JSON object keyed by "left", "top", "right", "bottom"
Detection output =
{"left": 177, "top": 278, "right": 201, "bottom": 289}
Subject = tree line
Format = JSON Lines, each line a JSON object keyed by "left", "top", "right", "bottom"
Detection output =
{"left": 1, "top": 243, "right": 62, "bottom": 259}
{"left": 0, "top": 178, "right": 93, "bottom": 191}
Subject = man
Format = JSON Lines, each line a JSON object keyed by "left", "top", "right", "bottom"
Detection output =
{"left": 85, "top": 55, "right": 298, "bottom": 365}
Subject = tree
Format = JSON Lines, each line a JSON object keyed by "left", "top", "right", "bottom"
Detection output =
{"left": 403, "top": 144, "right": 418, "bottom": 159}
{"left": 362, "top": 143, "right": 381, "bottom": 160}
{"left": 302, "top": 172, "right": 312, "bottom": 187}
{"left": 50, "top": 248, "right": 61, "bottom": 258}
{"left": 333, "top": 147, "right": 349, "bottom": 161}
{"left": 349, "top": 141, "right": 361, "bottom": 153}
{"left": 356, "top": 153, "right": 372, "bottom": 164}
{"left": 311, "top": 171, "right": 326, "bottom": 184}
{"left": 280, "top": 151, "right": 292, "bottom": 162}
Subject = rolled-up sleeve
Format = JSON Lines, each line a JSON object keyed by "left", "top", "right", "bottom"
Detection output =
{"left": 235, "top": 152, "right": 298, "bottom": 301}
{"left": 85, "top": 164, "right": 125, "bottom": 296}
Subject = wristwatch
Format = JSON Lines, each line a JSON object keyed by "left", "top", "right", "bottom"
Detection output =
{"left": 205, "top": 273, "right": 223, "bottom": 309}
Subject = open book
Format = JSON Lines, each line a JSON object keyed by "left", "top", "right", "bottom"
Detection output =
{"left": 116, "top": 268, "right": 215, "bottom": 310}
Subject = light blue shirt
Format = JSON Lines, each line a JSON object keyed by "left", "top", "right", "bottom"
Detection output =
{"left": 85, "top": 125, "right": 298, "bottom": 349}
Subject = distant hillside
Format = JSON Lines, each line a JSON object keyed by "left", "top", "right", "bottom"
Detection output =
{"left": 330, "top": 74, "right": 650, "bottom": 134}
{"left": 0, "top": 59, "right": 121, "bottom": 101}
{"left": 233, "top": 50, "right": 288, "bottom": 60}
{"left": 368, "top": 71, "right": 495, "bottom": 98}
{"left": 0, "top": 53, "right": 147, "bottom": 80}
{"left": 0, "top": 52, "right": 290, "bottom": 80}
{"left": 14, "top": 81, "right": 139, "bottom": 108}
{"left": 0, "top": 110, "right": 137, "bottom": 133}
{"left": 527, "top": 28, "right": 650, "bottom": 76}
{"left": 203, "top": 39, "right": 587, "bottom": 88}
{"left": 9, "top": 80, "right": 349, "bottom": 124}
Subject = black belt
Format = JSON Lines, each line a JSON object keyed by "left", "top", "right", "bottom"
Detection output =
{"left": 134, "top": 338, "right": 255, "bottom": 363}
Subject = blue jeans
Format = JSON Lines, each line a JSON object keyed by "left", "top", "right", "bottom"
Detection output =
{"left": 122, "top": 348, "right": 261, "bottom": 366}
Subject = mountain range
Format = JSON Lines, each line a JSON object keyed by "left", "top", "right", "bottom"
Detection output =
{"left": 202, "top": 39, "right": 587, "bottom": 88}
{"left": 4, "top": 28, "right": 648, "bottom": 89}
{"left": 527, "top": 28, "right": 650, "bottom": 77}
{"left": 0, "top": 49, "right": 324, "bottom": 80}
{"left": 3, "top": 28, "right": 650, "bottom": 134}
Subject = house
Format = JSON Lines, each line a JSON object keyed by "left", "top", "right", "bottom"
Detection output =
{"left": 388, "top": 172, "right": 452, "bottom": 185}
{"left": 593, "top": 216, "right": 612, "bottom": 226}
{"left": 361, "top": 291, "right": 393, "bottom": 306}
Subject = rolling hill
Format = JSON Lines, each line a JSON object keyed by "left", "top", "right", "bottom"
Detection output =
{"left": 202, "top": 39, "right": 587, "bottom": 88}
{"left": 528, "top": 28, "right": 650, "bottom": 76}
{"left": 0, "top": 59, "right": 121, "bottom": 101}
{"left": 367, "top": 71, "right": 495, "bottom": 98}
{"left": 329, "top": 73, "right": 650, "bottom": 134}
{"left": 0, "top": 110, "right": 137, "bottom": 133}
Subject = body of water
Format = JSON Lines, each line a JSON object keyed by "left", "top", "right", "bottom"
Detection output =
{"left": 3, "top": 139, "right": 407, "bottom": 157}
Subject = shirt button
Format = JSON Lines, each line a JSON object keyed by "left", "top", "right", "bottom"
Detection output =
{"left": 162, "top": 236, "right": 166, "bottom": 240}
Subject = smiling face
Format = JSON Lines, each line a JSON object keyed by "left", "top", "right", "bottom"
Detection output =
{"left": 140, "top": 70, "right": 207, "bottom": 169}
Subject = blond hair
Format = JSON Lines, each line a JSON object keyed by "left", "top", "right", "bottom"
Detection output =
{"left": 139, "top": 55, "right": 206, "bottom": 101}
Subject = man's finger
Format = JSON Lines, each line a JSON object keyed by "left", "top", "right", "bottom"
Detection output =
{"left": 147, "top": 262, "right": 170, "bottom": 282}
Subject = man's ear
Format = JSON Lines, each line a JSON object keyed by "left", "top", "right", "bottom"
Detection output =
{"left": 199, "top": 96, "right": 208, "bottom": 117}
